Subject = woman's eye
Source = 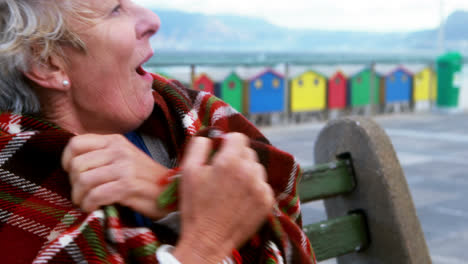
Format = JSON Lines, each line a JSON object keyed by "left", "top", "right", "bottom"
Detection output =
{"left": 111, "top": 5, "right": 121, "bottom": 15}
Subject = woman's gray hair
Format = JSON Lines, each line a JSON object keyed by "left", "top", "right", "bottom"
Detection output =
{"left": 0, "top": 0, "right": 87, "bottom": 114}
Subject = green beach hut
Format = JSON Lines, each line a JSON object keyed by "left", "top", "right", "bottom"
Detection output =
{"left": 350, "top": 68, "right": 380, "bottom": 107}
{"left": 437, "top": 52, "right": 463, "bottom": 109}
{"left": 221, "top": 72, "right": 244, "bottom": 113}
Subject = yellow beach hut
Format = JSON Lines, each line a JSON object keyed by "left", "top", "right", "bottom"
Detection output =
{"left": 413, "top": 67, "right": 437, "bottom": 102}
{"left": 291, "top": 70, "right": 327, "bottom": 112}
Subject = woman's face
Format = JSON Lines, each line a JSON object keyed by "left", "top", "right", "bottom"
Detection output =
{"left": 63, "top": 0, "right": 160, "bottom": 134}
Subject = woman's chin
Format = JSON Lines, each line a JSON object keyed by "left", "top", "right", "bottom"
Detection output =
{"left": 136, "top": 95, "right": 155, "bottom": 121}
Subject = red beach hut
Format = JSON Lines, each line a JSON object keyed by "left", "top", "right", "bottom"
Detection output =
{"left": 194, "top": 74, "right": 215, "bottom": 94}
{"left": 328, "top": 71, "right": 347, "bottom": 109}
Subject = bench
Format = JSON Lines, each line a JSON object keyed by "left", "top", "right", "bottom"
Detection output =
{"left": 298, "top": 116, "right": 432, "bottom": 263}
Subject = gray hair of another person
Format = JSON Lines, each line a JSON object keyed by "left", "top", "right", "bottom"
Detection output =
{"left": 0, "top": 0, "right": 87, "bottom": 114}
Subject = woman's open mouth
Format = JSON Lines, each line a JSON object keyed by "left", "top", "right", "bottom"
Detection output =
{"left": 136, "top": 65, "right": 153, "bottom": 83}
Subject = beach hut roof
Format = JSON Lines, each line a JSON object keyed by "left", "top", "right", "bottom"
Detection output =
{"left": 374, "top": 64, "right": 399, "bottom": 76}
{"left": 291, "top": 69, "right": 328, "bottom": 79}
{"left": 223, "top": 71, "right": 242, "bottom": 81}
{"left": 351, "top": 67, "right": 374, "bottom": 78}
{"left": 403, "top": 64, "right": 432, "bottom": 74}
{"left": 289, "top": 65, "right": 347, "bottom": 79}
{"left": 387, "top": 66, "right": 414, "bottom": 77}
{"left": 335, "top": 64, "right": 366, "bottom": 78}
{"left": 248, "top": 68, "right": 285, "bottom": 81}
{"left": 288, "top": 64, "right": 366, "bottom": 79}
{"left": 192, "top": 67, "right": 232, "bottom": 82}
{"left": 329, "top": 71, "right": 347, "bottom": 80}
{"left": 375, "top": 64, "right": 413, "bottom": 77}
{"left": 227, "top": 65, "right": 286, "bottom": 80}
{"left": 195, "top": 73, "right": 214, "bottom": 82}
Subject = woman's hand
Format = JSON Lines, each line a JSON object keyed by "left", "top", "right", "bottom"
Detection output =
{"left": 173, "top": 133, "right": 275, "bottom": 264}
{"left": 62, "top": 134, "right": 170, "bottom": 219}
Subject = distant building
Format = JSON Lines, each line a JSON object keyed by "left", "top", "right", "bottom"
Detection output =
{"left": 328, "top": 71, "right": 347, "bottom": 110}
{"left": 221, "top": 72, "right": 244, "bottom": 113}
{"left": 248, "top": 69, "right": 285, "bottom": 114}
{"left": 194, "top": 74, "right": 215, "bottom": 95}
{"left": 384, "top": 67, "right": 413, "bottom": 104}
{"left": 291, "top": 70, "right": 327, "bottom": 112}
{"left": 350, "top": 68, "right": 380, "bottom": 107}
{"left": 413, "top": 67, "right": 437, "bottom": 102}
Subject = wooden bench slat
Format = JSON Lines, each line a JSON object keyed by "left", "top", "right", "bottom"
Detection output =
{"left": 298, "top": 160, "right": 355, "bottom": 203}
{"left": 303, "top": 213, "right": 369, "bottom": 262}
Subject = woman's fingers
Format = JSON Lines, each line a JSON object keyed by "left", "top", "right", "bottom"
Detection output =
{"left": 123, "top": 178, "right": 176, "bottom": 219}
{"left": 80, "top": 181, "right": 124, "bottom": 213}
{"left": 62, "top": 134, "right": 111, "bottom": 171}
{"left": 220, "top": 133, "right": 249, "bottom": 155}
{"left": 177, "top": 133, "right": 275, "bottom": 255}
{"left": 68, "top": 148, "right": 115, "bottom": 184}
{"left": 181, "top": 137, "right": 212, "bottom": 171}
{"left": 63, "top": 133, "right": 171, "bottom": 219}
{"left": 243, "top": 147, "right": 259, "bottom": 163}
{"left": 79, "top": 177, "right": 166, "bottom": 219}
{"left": 71, "top": 164, "right": 119, "bottom": 206}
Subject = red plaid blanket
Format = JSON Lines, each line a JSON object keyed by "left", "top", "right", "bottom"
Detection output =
{"left": 0, "top": 74, "right": 315, "bottom": 264}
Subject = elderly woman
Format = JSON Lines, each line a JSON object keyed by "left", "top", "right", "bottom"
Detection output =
{"left": 0, "top": 0, "right": 314, "bottom": 263}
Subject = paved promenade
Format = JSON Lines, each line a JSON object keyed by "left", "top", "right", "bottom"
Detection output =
{"left": 261, "top": 112, "right": 468, "bottom": 264}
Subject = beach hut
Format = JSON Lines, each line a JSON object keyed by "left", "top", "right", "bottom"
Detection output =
{"left": 328, "top": 71, "right": 348, "bottom": 110}
{"left": 408, "top": 66, "right": 437, "bottom": 110}
{"left": 221, "top": 72, "right": 244, "bottom": 113}
{"left": 194, "top": 74, "right": 215, "bottom": 94}
{"left": 384, "top": 67, "right": 413, "bottom": 104}
{"left": 349, "top": 68, "right": 380, "bottom": 107}
{"left": 248, "top": 69, "right": 285, "bottom": 114}
{"left": 413, "top": 66, "right": 437, "bottom": 102}
{"left": 290, "top": 70, "right": 327, "bottom": 112}
{"left": 437, "top": 52, "right": 463, "bottom": 109}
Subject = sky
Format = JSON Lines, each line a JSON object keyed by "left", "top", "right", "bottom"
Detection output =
{"left": 134, "top": 0, "right": 468, "bottom": 32}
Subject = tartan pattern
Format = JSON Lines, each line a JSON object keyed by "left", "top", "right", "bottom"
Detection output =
{"left": 0, "top": 74, "right": 315, "bottom": 264}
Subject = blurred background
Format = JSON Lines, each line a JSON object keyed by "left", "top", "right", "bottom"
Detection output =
{"left": 137, "top": 1, "right": 468, "bottom": 263}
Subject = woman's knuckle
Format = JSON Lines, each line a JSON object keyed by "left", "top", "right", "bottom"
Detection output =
{"left": 110, "top": 134, "right": 124, "bottom": 141}
{"left": 214, "top": 157, "right": 229, "bottom": 170}
{"left": 232, "top": 133, "right": 248, "bottom": 144}
{"left": 124, "top": 180, "right": 137, "bottom": 197}
{"left": 264, "top": 187, "right": 275, "bottom": 206}
{"left": 68, "top": 137, "right": 80, "bottom": 150}
{"left": 250, "top": 180, "right": 264, "bottom": 193}
{"left": 78, "top": 174, "right": 92, "bottom": 189}
{"left": 256, "top": 163, "right": 267, "bottom": 181}
{"left": 247, "top": 148, "right": 258, "bottom": 160}
{"left": 241, "top": 162, "right": 257, "bottom": 177}
{"left": 120, "top": 165, "right": 135, "bottom": 180}
{"left": 71, "top": 189, "right": 81, "bottom": 206}
{"left": 69, "top": 158, "right": 80, "bottom": 172}
{"left": 85, "top": 193, "right": 99, "bottom": 209}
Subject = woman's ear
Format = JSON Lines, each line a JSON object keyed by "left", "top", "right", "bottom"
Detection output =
{"left": 23, "top": 54, "right": 70, "bottom": 91}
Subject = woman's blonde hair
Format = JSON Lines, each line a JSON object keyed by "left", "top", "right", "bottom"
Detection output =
{"left": 0, "top": 0, "right": 87, "bottom": 114}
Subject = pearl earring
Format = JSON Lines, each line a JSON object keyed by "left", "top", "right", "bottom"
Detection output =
{"left": 63, "top": 80, "right": 70, "bottom": 87}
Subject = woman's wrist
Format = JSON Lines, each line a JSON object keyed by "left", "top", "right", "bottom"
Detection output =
{"left": 162, "top": 243, "right": 240, "bottom": 264}
{"left": 172, "top": 236, "right": 232, "bottom": 264}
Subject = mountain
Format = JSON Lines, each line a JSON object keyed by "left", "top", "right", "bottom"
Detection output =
{"left": 404, "top": 11, "right": 468, "bottom": 50}
{"left": 151, "top": 9, "right": 468, "bottom": 53}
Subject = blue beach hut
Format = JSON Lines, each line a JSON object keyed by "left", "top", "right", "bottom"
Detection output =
{"left": 384, "top": 67, "right": 413, "bottom": 104}
{"left": 248, "top": 69, "right": 285, "bottom": 114}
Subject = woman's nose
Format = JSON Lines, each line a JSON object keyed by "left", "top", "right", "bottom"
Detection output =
{"left": 135, "top": 6, "right": 160, "bottom": 40}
